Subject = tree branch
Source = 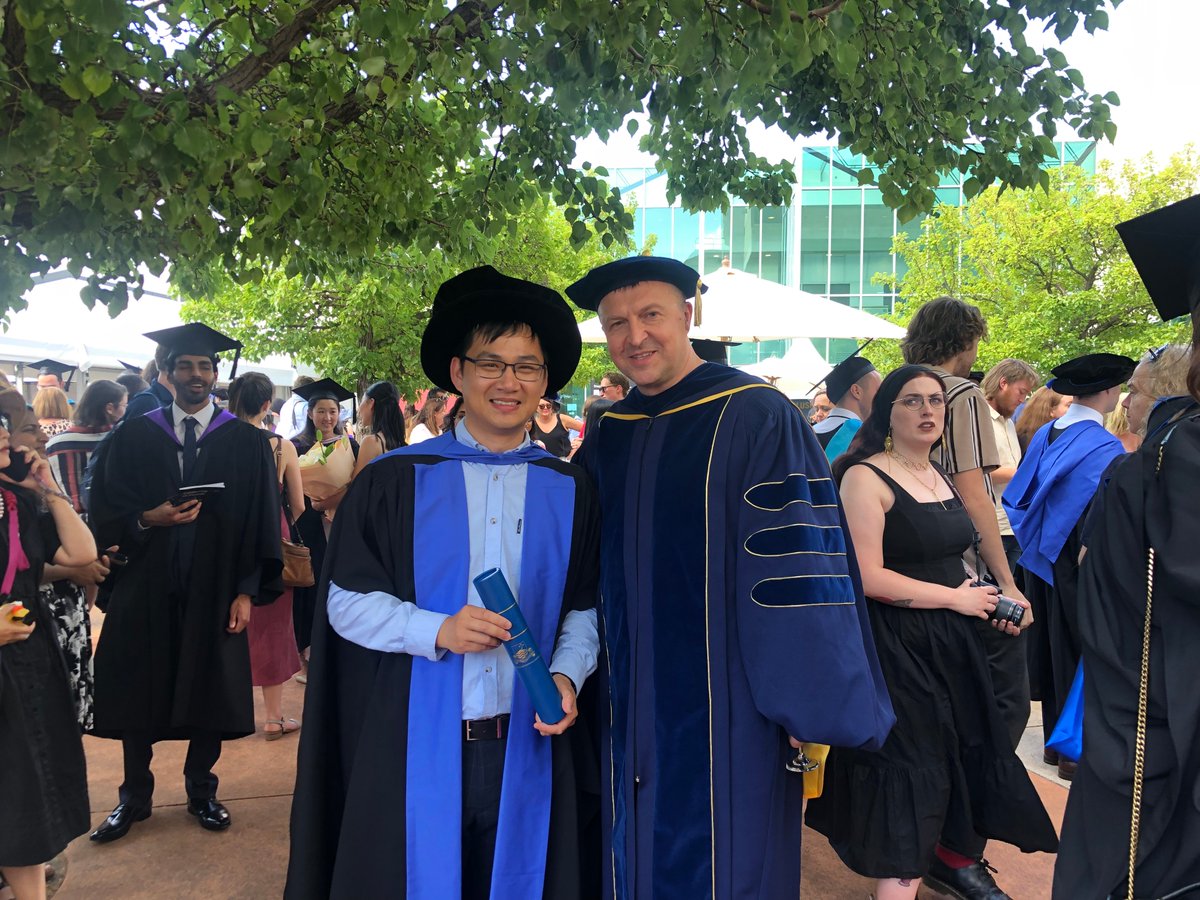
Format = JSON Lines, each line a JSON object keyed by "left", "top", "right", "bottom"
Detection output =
{"left": 738, "top": 0, "right": 846, "bottom": 23}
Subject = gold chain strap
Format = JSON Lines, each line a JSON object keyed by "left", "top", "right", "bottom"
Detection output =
{"left": 1127, "top": 441, "right": 1166, "bottom": 900}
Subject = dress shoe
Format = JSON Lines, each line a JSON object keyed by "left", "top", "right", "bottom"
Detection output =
{"left": 1058, "top": 758, "right": 1078, "bottom": 781}
{"left": 186, "top": 797, "right": 232, "bottom": 831}
{"left": 925, "top": 857, "right": 1010, "bottom": 899}
{"left": 90, "top": 802, "right": 151, "bottom": 843}
{"left": 1042, "top": 747, "right": 1059, "bottom": 766}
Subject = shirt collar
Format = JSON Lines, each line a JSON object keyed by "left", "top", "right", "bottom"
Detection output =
{"left": 1052, "top": 402, "right": 1104, "bottom": 429}
{"left": 454, "top": 419, "right": 531, "bottom": 454}
{"left": 172, "top": 400, "right": 216, "bottom": 431}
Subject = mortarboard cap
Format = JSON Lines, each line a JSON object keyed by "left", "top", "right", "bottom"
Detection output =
{"left": 1115, "top": 193, "right": 1200, "bottom": 322}
{"left": 824, "top": 355, "right": 878, "bottom": 404}
{"left": 118, "top": 360, "right": 145, "bottom": 374}
{"left": 421, "top": 266, "right": 581, "bottom": 394}
{"left": 690, "top": 339, "right": 739, "bottom": 365}
{"left": 1047, "top": 352, "right": 1137, "bottom": 396}
{"left": 29, "top": 358, "right": 77, "bottom": 388}
{"left": 566, "top": 256, "right": 708, "bottom": 324}
{"left": 293, "top": 377, "right": 354, "bottom": 405}
{"left": 143, "top": 323, "right": 244, "bottom": 377}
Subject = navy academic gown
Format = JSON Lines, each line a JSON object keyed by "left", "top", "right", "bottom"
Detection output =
{"left": 285, "top": 436, "right": 601, "bottom": 899}
{"left": 1003, "top": 419, "right": 1125, "bottom": 727}
{"left": 579, "top": 364, "right": 894, "bottom": 899}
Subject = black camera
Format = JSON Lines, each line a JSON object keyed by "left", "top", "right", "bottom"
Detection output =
{"left": 990, "top": 595, "right": 1025, "bottom": 627}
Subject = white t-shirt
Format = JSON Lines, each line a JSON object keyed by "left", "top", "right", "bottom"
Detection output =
{"left": 408, "top": 423, "right": 437, "bottom": 444}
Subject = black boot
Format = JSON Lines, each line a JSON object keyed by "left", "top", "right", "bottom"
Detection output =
{"left": 924, "top": 857, "right": 1010, "bottom": 900}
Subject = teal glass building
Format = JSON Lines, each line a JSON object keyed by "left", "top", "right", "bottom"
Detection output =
{"left": 607, "top": 140, "right": 1097, "bottom": 365}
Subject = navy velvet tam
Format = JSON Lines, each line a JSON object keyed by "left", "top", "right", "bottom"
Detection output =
{"left": 420, "top": 265, "right": 582, "bottom": 395}
{"left": 1047, "top": 353, "right": 1137, "bottom": 397}
{"left": 566, "top": 256, "right": 707, "bottom": 312}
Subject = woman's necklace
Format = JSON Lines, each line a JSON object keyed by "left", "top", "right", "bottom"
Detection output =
{"left": 888, "top": 449, "right": 942, "bottom": 503}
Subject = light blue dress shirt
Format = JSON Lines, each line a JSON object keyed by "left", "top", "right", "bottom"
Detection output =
{"left": 327, "top": 420, "right": 599, "bottom": 720}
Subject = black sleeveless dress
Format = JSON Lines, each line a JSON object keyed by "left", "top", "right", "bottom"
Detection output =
{"left": 805, "top": 462, "right": 1058, "bottom": 878}
{"left": 530, "top": 414, "right": 571, "bottom": 458}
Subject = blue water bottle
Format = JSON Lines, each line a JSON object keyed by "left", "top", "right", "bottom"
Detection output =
{"left": 472, "top": 568, "right": 565, "bottom": 725}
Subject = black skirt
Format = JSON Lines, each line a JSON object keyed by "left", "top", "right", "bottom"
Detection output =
{"left": 0, "top": 594, "right": 90, "bottom": 866}
{"left": 805, "top": 600, "right": 1058, "bottom": 878}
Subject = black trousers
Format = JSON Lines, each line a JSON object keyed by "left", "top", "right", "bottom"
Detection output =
{"left": 118, "top": 731, "right": 222, "bottom": 808}
{"left": 971, "top": 534, "right": 1032, "bottom": 751}
{"left": 461, "top": 737, "right": 508, "bottom": 900}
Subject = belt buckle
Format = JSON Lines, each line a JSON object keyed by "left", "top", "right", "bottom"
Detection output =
{"left": 465, "top": 717, "right": 501, "bottom": 742}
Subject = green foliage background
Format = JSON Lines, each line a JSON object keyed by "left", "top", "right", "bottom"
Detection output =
{"left": 3, "top": 0, "right": 1122, "bottom": 315}
{"left": 866, "top": 150, "right": 1198, "bottom": 378}
{"left": 180, "top": 200, "right": 625, "bottom": 394}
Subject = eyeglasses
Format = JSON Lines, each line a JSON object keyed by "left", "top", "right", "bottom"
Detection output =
{"left": 461, "top": 355, "right": 547, "bottom": 382}
{"left": 1147, "top": 343, "right": 1170, "bottom": 362}
{"left": 893, "top": 393, "right": 947, "bottom": 411}
{"left": 537, "top": 403, "right": 552, "bottom": 410}
{"left": 599, "top": 383, "right": 619, "bottom": 393}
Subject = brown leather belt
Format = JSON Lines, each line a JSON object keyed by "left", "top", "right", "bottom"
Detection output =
{"left": 463, "top": 714, "right": 510, "bottom": 742}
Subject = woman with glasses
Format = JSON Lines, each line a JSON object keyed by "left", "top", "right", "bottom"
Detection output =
{"left": 806, "top": 366, "right": 1054, "bottom": 900}
{"left": 529, "top": 393, "right": 581, "bottom": 459}
{"left": 0, "top": 391, "right": 98, "bottom": 900}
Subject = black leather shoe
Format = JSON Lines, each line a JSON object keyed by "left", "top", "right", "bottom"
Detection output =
{"left": 925, "top": 857, "right": 1010, "bottom": 899}
{"left": 90, "top": 802, "right": 151, "bottom": 843}
{"left": 186, "top": 798, "right": 232, "bottom": 831}
{"left": 1057, "top": 758, "right": 1078, "bottom": 781}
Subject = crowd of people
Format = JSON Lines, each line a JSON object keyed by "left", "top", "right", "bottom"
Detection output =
{"left": 1, "top": 193, "right": 1198, "bottom": 900}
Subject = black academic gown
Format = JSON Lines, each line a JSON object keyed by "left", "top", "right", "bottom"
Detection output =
{"left": 89, "top": 409, "right": 283, "bottom": 740}
{"left": 1054, "top": 403, "right": 1200, "bottom": 899}
{"left": 579, "top": 364, "right": 894, "bottom": 900}
{"left": 286, "top": 444, "right": 601, "bottom": 899}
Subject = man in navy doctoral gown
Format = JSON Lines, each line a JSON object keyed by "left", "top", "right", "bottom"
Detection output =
{"left": 569, "top": 257, "right": 894, "bottom": 899}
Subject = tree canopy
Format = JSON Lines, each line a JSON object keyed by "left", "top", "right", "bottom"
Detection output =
{"left": 179, "top": 199, "right": 624, "bottom": 395}
{"left": 870, "top": 150, "right": 1198, "bottom": 376}
{"left": 4, "top": 0, "right": 1121, "bottom": 314}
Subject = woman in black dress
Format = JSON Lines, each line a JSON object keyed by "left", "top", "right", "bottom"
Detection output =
{"left": 289, "top": 379, "right": 358, "bottom": 667}
{"left": 0, "top": 395, "right": 98, "bottom": 900}
{"left": 806, "top": 365, "right": 1057, "bottom": 900}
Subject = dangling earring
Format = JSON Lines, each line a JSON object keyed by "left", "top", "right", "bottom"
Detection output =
{"left": 884, "top": 428, "right": 893, "bottom": 453}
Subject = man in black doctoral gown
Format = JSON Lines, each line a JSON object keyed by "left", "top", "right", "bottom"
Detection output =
{"left": 286, "top": 267, "right": 601, "bottom": 900}
{"left": 88, "top": 323, "right": 283, "bottom": 842}
{"left": 1053, "top": 194, "right": 1200, "bottom": 899}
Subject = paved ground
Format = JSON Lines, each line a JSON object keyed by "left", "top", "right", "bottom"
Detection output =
{"left": 51, "top": 613, "right": 1070, "bottom": 898}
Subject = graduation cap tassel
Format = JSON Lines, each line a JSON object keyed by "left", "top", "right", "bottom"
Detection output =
{"left": 694, "top": 278, "right": 704, "bottom": 326}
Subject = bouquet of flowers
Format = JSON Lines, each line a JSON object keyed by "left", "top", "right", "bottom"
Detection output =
{"left": 297, "top": 432, "right": 355, "bottom": 502}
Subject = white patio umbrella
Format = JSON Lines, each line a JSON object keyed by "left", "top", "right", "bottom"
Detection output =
{"left": 577, "top": 262, "right": 905, "bottom": 343}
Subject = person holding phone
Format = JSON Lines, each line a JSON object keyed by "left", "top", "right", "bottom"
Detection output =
{"left": 87, "top": 323, "right": 284, "bottom": 843}
{"left": 0, "top": 391, "right": 98, "bottom": 900}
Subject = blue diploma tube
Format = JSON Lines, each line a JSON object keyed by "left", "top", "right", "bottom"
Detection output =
{"left": 472, "top": 568, "right": 565, "bottom": 725}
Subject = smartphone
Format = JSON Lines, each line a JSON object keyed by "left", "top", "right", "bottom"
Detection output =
{"left": 107, "top": 552, "right": 129, "bottom": 566}
{"left": 0, "top": 451, "right": 32, "bottom": 483}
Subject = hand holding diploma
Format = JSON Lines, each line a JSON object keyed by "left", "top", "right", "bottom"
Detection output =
{"left": 472, "top": 568, "right": 566, "bottom": 728}
{"left": 534, "top": 673, "right": 578, "bottom": 736}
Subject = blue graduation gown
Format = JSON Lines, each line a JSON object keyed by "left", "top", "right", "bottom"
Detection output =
{"left": 1003, "top": 419, "right": 1125, "bottom": 585}
{"left": 580, "top": 364, "right": 894, "bottom": 899}
{"left": 285, "top": 437, "right": 601, "bottom": 900}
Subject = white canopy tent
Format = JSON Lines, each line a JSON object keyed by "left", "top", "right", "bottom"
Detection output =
{"left": 5, "top": 272, "right": 311, "bottom": 393}
{"left": 577, "top": 262, "right": 905, "bottom": 344}
{"left": 735, "top": 339, "right": 833, "bottom": 399}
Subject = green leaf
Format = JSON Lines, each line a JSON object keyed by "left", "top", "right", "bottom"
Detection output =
{"left": 251, "top": 129, "right": 273, "bottom": 155}
{"left": 82, "top": 65, "right": 113, "bottom": 97}
{"left": 361, "top": 57, "right": 387, "bottom": 77}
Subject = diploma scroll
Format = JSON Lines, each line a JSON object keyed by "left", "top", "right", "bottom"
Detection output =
{"left": 472, "top": 568, "right": 565, "bottom": 726}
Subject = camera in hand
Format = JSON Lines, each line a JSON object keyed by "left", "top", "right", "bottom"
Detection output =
{"left": 0, "top": 451, "right": 32, "bottom": 483}
{"left": 972, "top": 578, "right": 1025, "bottom": 627}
